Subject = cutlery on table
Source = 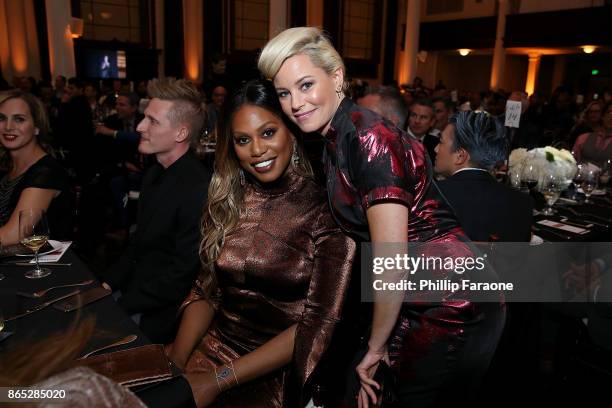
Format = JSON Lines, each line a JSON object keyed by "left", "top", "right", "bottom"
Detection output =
{"left": 555, "top": 205, "right": 611, "bottom": 224}
{"left": 532, "top": 225, "right": 573, "bottom": 241}
{"left": 10, "top": 262, "right": 72, "bottom": 267}
{"left": 6, "top": 290, "right": 80, "bottom": 321}
{"left": 16, "top": 279, "right": 95, "bottom": 298}
{"left": 79, "top": 334, "right": 138, "bottom": 359}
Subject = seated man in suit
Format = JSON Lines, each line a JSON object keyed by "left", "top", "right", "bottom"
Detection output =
{"left": 103, "top": 78, "right": 212, "bottom": 343}
{"left": 96, "top": 92, "right": 148, "bottom": 240}
{"left": 435, "top": 110, "right": 533, "bottom": 242}
{"left": 407, "top": 98, "right": 440, "bottom": 163}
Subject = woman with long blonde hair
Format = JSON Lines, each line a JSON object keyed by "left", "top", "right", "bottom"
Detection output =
{"left": 167, "top": 80, "right": 355, "bottom": 407}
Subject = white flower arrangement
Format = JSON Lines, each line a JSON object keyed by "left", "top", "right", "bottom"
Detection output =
{"left": 508, "top": 146, "right": 578, "bottom": 189}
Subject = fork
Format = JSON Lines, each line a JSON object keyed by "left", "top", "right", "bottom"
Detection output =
{"left": 18, "top": 279, "right": 95, "bottom": 298}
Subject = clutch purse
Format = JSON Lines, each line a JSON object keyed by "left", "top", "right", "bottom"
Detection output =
{"left": 372, "top": 361, "right": 400, "bottom": 408}
{"left": 75, "top": 344, "right": 174, "bottom": 388}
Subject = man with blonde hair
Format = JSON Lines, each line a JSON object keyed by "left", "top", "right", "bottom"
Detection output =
{"left": 103, "top": 78, "right": 211, "bottom": 343}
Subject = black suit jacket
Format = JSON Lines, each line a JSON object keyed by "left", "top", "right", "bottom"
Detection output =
{"left": 437, "top": 169, "right": 533, "bottom": 242}
{"left": 106, "top": 151, "right": 211, "bottom": 343}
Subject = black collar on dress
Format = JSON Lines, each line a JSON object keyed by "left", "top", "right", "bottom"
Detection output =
{"left": 323, "top": 97, "right": 355, "bottom": 145}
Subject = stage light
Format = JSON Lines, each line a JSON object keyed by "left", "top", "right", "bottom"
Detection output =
{"left": 458, "top": 49, "right": 471, "bottom": 56}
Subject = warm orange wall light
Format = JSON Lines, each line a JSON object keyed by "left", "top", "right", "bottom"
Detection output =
{"left": 582, "top": 45, "right": 596, "bottom": 54}
{"left": 525, "top": 53, "right": 541, "bottom": 96}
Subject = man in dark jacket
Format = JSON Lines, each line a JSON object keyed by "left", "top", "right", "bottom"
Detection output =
{"left": 103, "top": 78, "right": 211, "bottom": 343}
{"left": 435, "top": 110, "right": 532, "bottom": 242}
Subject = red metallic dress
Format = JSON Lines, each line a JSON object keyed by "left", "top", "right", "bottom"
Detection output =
{"left": 180, "top": 169, "right": 356, "bottom": 407}
{"left": 323, "top": 99, "right": 506, "bottom": 405}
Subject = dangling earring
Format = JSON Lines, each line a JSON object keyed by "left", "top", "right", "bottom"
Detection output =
{"left": 336, "top": 87, "right": 342, "bottom": 99}
{"left": 239, "top": 168, "right": 246, "bottom": 186}
{"left": 291, "top": 142, "right": 300, "bottom": 166}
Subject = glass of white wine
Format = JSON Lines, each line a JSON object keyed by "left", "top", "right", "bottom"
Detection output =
{"left": 19, "top": 209, "right": 51, "bottom": 279}
{"left": 541, "top": 174, "right": 561, "bottom": 216}
{"left": 581, "top": 168, "right": 600, "bottom": 204}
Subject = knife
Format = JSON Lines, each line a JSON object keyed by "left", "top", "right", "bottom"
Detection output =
{"left": 10, "top": 262, "right": 72, "bottom": 266}
{"left": 6, "top": 289, "right": 81, "bottom": 321}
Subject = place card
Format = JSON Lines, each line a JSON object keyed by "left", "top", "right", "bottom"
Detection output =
{"left": 537, "top": 219, "right": 589, "bottom": 235}
{"left": 504, "top": 100, "right": 522, "bottom": 128}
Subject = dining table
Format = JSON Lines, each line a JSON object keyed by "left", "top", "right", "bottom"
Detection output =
{"left": 530, "top": 186, "right": 612, "bottom": 243}
{"left": 0, "top": 249, "right": 195, "bottom": 408}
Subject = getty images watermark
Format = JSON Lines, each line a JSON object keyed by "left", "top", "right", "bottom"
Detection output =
{"left": 360, "top": 242, "right": 612, "bottom": 303}
{"left": 370, "top": 252, "right": 514, "bottom": 293}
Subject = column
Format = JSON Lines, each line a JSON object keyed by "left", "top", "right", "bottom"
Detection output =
{"left": 155, "top": 0, "right": 165, "bottom": 77}
{"left": 524, "top": 53, "right": 540, "bottom": 96}
{"left": 490, "top": 0, "right": 507, "bottom": 90}
{"left": 398, "top": 0, "right": 420, "bottom": 85}
{"left": 0, "top": 0, "right": 12, "bottom": 81}
{"left": 182, "top": 0, "right": 204, "bottom": 83}
{"left": 45, "top": 0, "right": 76, "bottom": 79}
{"left": 306, "top": 0, "right": 323, "bottom": 27}
{"left": 24, "top": 0, "right": 41, "bottom": 79}
{"left": 269, "top": 0, "right": 288, "bottom": 38}
{"left": 0, "top": 0, "right": 41, "bottom": 79}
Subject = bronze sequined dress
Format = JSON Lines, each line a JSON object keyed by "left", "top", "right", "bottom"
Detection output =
{"left": 181, "top": 169, "right": 356, "bottom": 407}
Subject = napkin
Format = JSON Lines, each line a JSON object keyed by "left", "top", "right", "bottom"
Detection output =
{"left": 29, "top": 241, "right": 72, "bottom": 263}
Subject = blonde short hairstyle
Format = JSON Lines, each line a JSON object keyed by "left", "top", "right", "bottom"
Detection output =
{"left": 147, "top": 78, "right": 205, "bottom": 140}
{"left": 258, "top": 27, "right": 346, "bottom": 88}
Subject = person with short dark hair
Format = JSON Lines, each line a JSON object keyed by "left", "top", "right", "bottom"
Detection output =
{"left": 95, "top": 91, "right": 146, "bottom": 237}
{"left": 435, "top": 111, "right": 532, "bottom": 241}
{"left": 408, "top": 98, "right": 439, "bottom": 161}
{"left": 96, "top": 92, "right": 142, "bottom": 143}
{"left": 357, "top": 85, "right": 408, "bottom": 129}
{"left": 55, "top": 77, "right": 95, "bottom": 182}
{"left": 432, "top": 96, "right": 454, "bottom": 133}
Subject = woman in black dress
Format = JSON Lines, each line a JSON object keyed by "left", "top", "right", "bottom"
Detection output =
{"left": 0, "top": 90, "right": 71, "bottom": 244}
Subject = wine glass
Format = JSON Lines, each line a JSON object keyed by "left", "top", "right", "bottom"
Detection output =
{"left": 0, "top": 239, "right": 4, "bottom": 281}
{"left": 18, "top": 209, "right": 51, "bottom": 279}
{"left": 580, "top": 168, "right": 600, "bottom": 204}
{"left": 520, "top": 164, "right": 538, "bottom": 192}
{"left": 508, "top": 169, "right": 522, "bottom": 190}
{"left": 600, "top": 159, "right": 611, "bottom": 186}
{"left": 541, "top": 174, "right": 561, "bottom": 216}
